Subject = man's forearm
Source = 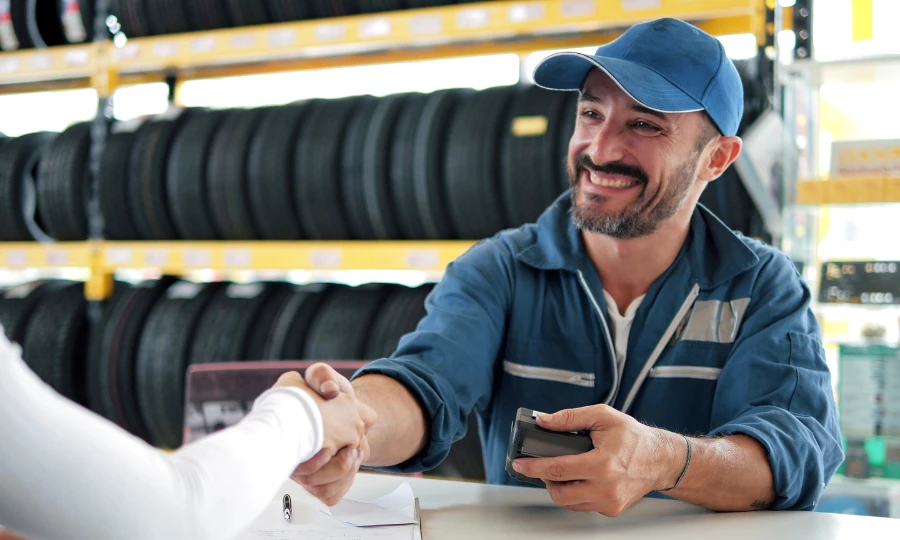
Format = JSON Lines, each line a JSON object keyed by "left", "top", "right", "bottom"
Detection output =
{"left": 352, "top": 375, "right": 429, "bottom": 467}
{"left": 655, "top": 432, "right": 775, "bottom": 512}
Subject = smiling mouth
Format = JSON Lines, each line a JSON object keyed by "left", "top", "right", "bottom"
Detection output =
{"left": 585, "top": 171, "right": 640, "bottom": 189}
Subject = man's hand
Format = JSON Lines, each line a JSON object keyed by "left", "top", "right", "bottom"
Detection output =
{"left": 289, "top": 364, "right": 369, "bottom": 506}
{"left": 511, "top": 404, "right": 685, "bottom": 517}
{"left": 273, "top": 371, "right": 376, "bottom": 462}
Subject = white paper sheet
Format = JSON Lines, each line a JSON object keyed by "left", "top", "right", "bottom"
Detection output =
{"left": 323, "top": 480, "right": 418, "bottom": 527}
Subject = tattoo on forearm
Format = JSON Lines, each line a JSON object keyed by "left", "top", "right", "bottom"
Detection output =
{"left": 750, "top": 500, "right": 771, "bottom": 510}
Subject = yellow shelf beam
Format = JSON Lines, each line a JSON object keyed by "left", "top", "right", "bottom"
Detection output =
{"left": 797, "top": 178, "right": 900, "bottom": 205}
{"left": 0, "top": 242, "right": 93, "bottom": 269}
{"left": 99, "top": 241, "right": 475, "bottom": 273}
{"left": 0, "top": 43, "right": 94, "bottom": 90}
{"left": 1, "top": 0, "right": 774, "bottom": 90}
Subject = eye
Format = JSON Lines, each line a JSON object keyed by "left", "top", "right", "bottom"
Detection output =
{"left": 632, "top": 120, "right": 661, "bottom": 134}
{"left": 579, "top": 108, "right": 600, "bottom": 120}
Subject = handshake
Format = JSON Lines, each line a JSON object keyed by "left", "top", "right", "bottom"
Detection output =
{"left": 273, "top": 364, "right": 377, "bottom": 506}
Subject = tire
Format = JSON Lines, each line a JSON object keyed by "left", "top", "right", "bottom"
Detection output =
{"left": 309, "top": 0, "right": 358, "bottom": 17}
{"left": 0, "top": 1, "right": 34, "bottom": 50}
{"left": 247, "top": 104, "right": 309, "bottom": 240}
{"left": 445, "top": 86, "right": 516, "bottom": 239}
{"left": 0, "top": 132, "right": 56, "bottom": 241}
{"left": 184, "top": 0, "right": 233, "bottom": 31}
{"left": 363, "top": 284, "right": 433, "bottom": 359}
{"left": 499, "top": 85, "right": 570, "bottom": 226}
{"left": 302, "top": 284, "right": 393, "bottom": 360}
{"left": 294, "top": 97, "right": 359, "bottom": 240}
{"left": 361, "top": 93, "right": 413, "bottom": 240}
{"left": 136, "top": 281, "right": 224, "bottom": 448}
{"left": 557, "top": 91, "right": 578, "bottom": 192}
{"left": 225, "top": 0, "right": 271, "bottom": 27}
{"left": 0, "top": 280, "right": 68, "bottom": 345}
{"left": 21, "top": 282, "right": 89, "bottom": 405}
{"left": 128, "top": 112, "right": 192, "bottom": 240}
{"left": 112, "top": 0, "right": 152, "bottom": 37}
{"left": 263, "top": 284, "right": 330, "bottom": 360}
{"left": 99, "top": 130, "right": 141, "bottom": 240}
{"left": 263, "top": 0, "right": 312, "bottom": 22}
{"left": 207, "top": 108, "right": 267, "bottom": 240}
{"left": 86, "top": 278, "right": 175, "bottom": 441}
{"left": 36, "top": 122, "right": 91, "bottom": 241}
{"left": 26, "top": 0, "right": 68, "bottom": 47}
{"left": 167, "top": 110, "right": 229, "bottom": 240}
{"left": 339, "top": 96, "right": 380, "bottom": 240}
{"left": 411, "top": 89, "right": 472, "bottom": 239}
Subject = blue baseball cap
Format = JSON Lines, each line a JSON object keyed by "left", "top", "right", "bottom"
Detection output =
{"left": 533, "top": 18, "right": 743, "bottom": 137}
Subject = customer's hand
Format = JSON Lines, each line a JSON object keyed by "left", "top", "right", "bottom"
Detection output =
{"left": 273, "top": 371, "right": 376, "bottom": 460}
{"left": 289, "top": 363, "right": 370, "bottom": 506}
{"left": 510, "top": 404, "right": 685, "bottom": 517}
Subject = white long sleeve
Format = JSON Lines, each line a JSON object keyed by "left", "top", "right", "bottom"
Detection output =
{"left": 0, "top": 329, "right": 324, "bottom": 540}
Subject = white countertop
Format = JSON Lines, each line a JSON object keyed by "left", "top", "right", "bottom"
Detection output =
{"left": 244, "top": 473, "right": 900, "bottom": 539}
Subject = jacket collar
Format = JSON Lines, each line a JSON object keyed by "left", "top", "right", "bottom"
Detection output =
{"left": 513, "top": 190, "right": 760, "bottom": 290}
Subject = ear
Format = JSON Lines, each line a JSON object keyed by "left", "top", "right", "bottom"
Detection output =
{"left": 697, "top": 136, "right": 742, "bottom": 182}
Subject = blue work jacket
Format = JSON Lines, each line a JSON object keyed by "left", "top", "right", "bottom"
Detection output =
{"left": 354, "top": 192, "right": 843, "bottom": 511}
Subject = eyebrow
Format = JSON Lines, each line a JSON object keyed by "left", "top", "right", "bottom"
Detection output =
{"left": 579, "top": 91, "right": 671, "bottom": 122}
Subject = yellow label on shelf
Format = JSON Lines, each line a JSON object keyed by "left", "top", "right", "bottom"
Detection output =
{"left": 885, "top": 178, "right": 900, "bottom": 202}
{"left": 826, "top": 177, "right": 884, "bottom": 204}
{"left": 511, "top": 116, "right": 548, "bottom": 137}
{"left": 796, "top": 180, "right": 827, "bottom": 205}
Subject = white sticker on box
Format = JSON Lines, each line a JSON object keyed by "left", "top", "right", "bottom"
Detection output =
{"left": 0, "top": 57, "right": 20, "bottom": 74}
{"left": 30, "top": 54, "right": 52, "bottom": 70}
{"left": 64, "top": 48, "right": 90, "bottom": 66}
{"left": 508, "top": 4, "right": 545, "bottom": 23}
{"left": 61, "top": 0, "right": 87, "bottom": 43}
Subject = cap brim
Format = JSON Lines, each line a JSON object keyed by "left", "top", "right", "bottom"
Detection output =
{"left": 533, "top": 52, "right": 704, "bottom": 114}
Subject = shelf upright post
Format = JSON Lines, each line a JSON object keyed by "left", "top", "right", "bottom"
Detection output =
{"left": 85, "top": 0, "right": 116, "bottom": 306}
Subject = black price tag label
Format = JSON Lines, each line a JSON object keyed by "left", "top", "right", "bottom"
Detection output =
{"left": 819, "top": 261, "right": 900, "bottom": 304}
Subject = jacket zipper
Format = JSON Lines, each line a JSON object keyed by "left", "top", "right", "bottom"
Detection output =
{"left": 648, "top": 365, "right": 722, "bottom": 380}
{"left": 576, "top": 270, "right": 618, "bottom": 405}
{"left": 621, "top": 283, "right": 701, "bottom": 414}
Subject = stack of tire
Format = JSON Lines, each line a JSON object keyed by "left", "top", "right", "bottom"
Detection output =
{"left": 99, "top": 84, "right": 576, "bottom": 242}
{"left": 109, "top": 0, "right": 497, "bottom": 37}
{"left": 0, "top": 0, "right": 96, "bottom": 51}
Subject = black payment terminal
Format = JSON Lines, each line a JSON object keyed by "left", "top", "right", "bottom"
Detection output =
{"left": 505, "top": 407, "right": 594, "bottom": 486}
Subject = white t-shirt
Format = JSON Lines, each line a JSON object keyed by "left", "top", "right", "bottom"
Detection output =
{"left": 0, "top": 329, "right": 324, "bottom": 540}
{"left": 603, "top": 290, "right": 646, "bottom": 380}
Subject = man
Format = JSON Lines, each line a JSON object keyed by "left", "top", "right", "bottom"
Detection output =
{"left": 296, "top": 17, "right": 843, "bottom": 516}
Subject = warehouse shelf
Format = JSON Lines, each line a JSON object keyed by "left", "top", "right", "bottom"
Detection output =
{"left": 796, "top": 178, "right": 900, "bottom": 205}
{"left": 0, "top": 0, "right": 781, "bottom": 91}
{"left": 99, "top": 241, "right": 475, "bottom": 273}
{"left": 0, "top": 242, "right": 93, "bottom": 269}
{"left": 0, "top": 43, "right": 95, "bottom": 91}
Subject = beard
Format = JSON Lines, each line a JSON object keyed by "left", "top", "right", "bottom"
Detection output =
{"left": 568, "top": 153, "right": 700, "bottom": 239}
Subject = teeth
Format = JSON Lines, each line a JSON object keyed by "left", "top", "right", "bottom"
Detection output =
{"left": 588, "top": 173, "right": 637, "bottom": 188}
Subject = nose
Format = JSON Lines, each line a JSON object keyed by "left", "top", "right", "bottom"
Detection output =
{"left": 585, "top": 121, "right": 627, "bottom": 166}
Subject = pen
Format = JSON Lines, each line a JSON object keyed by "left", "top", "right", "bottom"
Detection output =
{"left": 283, "top": 494, "right": 292, "bottom": 522}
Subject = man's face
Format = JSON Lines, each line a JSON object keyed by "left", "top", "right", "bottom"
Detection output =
{"left": 567, "top": 69, "right": 713, "bottom": 239}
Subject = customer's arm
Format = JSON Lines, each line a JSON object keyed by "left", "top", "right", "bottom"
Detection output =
{"left": 0, "top": 332, "right": 372, "bottom": 540}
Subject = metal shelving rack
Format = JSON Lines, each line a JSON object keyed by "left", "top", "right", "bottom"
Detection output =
{"left": 0, "top": 0, "right": 787, "bottom": 301}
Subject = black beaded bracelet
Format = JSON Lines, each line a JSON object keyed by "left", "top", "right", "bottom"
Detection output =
{"left": 661, "top": 435, "right": 692, "bottom": 492}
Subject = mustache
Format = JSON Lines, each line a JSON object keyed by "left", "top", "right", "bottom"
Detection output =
{"left": 575, "top": 155, "right": 648, "bottom": 185}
